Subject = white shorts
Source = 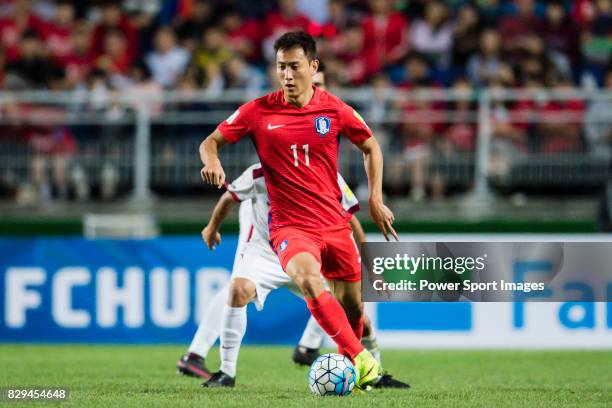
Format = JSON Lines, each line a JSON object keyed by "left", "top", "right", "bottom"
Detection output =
{"left": 232, "top": 237, "right": 302, "bottom": 310}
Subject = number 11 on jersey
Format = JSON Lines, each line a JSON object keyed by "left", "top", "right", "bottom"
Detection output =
{"left": 290, "top": 144, "right": 309, "bottom": 167}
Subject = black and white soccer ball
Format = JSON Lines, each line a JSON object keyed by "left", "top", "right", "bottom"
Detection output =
{"left": 308, "top": 353, "right": 356, "bottom": 396}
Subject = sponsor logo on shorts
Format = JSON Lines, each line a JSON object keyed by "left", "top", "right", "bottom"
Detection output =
{"left": 279, "top": 239, "right": 289, "bottom": 252}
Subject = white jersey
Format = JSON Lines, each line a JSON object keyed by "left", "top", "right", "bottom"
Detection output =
{"left": 226, "top": 163, "right": 360, "bottom": 243}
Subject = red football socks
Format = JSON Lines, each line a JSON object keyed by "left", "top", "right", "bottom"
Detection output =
{"left": 305, "top": 291, "right": 364, "bottom": 360}
{"left": 337, "top": 316, "right": 364, "bottom": 358}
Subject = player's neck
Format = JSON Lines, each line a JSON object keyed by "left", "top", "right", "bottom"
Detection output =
{"left": 284, "top": 86, "right": 315, "bottom": 108}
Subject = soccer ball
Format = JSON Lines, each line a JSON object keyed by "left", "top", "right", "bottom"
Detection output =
{"left": 308, "top": 353, "right": 356, "bottom": 396}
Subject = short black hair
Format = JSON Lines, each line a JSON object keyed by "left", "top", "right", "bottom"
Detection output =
{"left": 273, "top": 31, "right": 317, "bottom": 61}
{"left": 317, "top": 60, "right": 326, "bottom": 73}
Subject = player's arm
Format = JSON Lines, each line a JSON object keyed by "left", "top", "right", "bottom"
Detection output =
{"left": 202, "top": 191, "right": 237, "bottom": 250}
{"left": 355, "top": 137, "right": 398, "bottom": 241}
{"left": 199, "top": 129, "right": 229, "bottom": 189}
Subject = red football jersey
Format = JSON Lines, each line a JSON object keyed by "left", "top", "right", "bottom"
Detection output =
{"left": 217, "top": 86, "right": 372, "bottom": 231}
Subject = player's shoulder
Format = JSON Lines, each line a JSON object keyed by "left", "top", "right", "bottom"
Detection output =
{"left": 260, "top": 88, "right": 286, "bottom": 107}
{"left": 318, "top": 89, "right": 353, "bottom": 113}
{"left": 238, "top": 96, "right": 264, "bottom": 113}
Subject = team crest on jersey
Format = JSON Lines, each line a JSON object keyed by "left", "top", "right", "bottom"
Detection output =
{"left": 279, "top": 239, "right": 289, "bottom": 252}
{"left": 314, "top": 116, "right": 331, "bottom": 136}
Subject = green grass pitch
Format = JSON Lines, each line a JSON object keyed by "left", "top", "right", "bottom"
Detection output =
{"left": 1, "top": 345, "right": 610, "bottom": 407}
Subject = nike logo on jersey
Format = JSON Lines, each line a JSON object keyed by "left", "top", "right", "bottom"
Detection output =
{"left": 267, "top": 123, "right": 284, "bottom": 130}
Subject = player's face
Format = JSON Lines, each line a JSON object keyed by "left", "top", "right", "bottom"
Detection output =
{"left": 276, "top": 46, "right": 318, "bottom": 99}
{"left": 312, "top": 72, "right": 326, "bottom": 91}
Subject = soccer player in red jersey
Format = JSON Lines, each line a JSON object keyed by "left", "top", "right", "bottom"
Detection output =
{"left": 199, "top": 31, "right": 397, "bottom": 388}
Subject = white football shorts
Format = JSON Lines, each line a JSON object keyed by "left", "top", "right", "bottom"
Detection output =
{"left": 232, "top": 237, "right": 303, "bottom": 310}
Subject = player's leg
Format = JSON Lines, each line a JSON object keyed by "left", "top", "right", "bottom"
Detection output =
{"left": 319, "top": 225, "right": 382, "bottom": 388}
{"left": 177, "top": 285, "right": 229, "bottom": 378}
{"left": 205, "top": 240, "right": 288, "bottom": 388}
{"left": 361, "top": 314, "right": 380, "bottom": 364}
{"left": 273, "top": 230, "right": 363, "bottom": 362}
{"left": 292, "top": 311, "right": 378, "bottom": 364}
{"left": 328, "top": 279, "right": 364, "bottom": 356}
{"left": 291, "top": 277, "right": 374, "bottom": 366}
{"left": 203, "top": 277, "right": 256, "bottom": 388}
{"left": 284, "top": 252, "right": 365, "bottom": 362}
{"left": 360, "top": 314, "right": 409, "bottom": 389}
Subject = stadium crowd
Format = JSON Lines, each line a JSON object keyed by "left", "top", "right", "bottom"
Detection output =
{"left": 0, "top": 0, "right": 611, "bottom": 201}
{"left": 1, "top": 0, "right": 610, "bottom": 91}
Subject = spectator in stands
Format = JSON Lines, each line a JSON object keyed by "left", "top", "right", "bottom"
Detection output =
{"left": 127, "top": 60, "right": 163, "bottom": 116}
{"left": 193, "top": 26, "right": 232, "bottom": 95}
{"left": 95, "top": 28, "right": 132, "bottom": 78}
{"left": 40, "top": 0, "right": 75, "bottom": 61}
{"left": 536, "top": 77, "right": 585, "bottom": 154}
{"left": 409, "top": 0, "right": 454, "bottom": 70}
{"left": 22, "top": 72, "right": 76, "bottom": 202}
{"left": 592, "top": 0, "right": 612, "bottom": 35}
{"left": 92, "top": 2, "right": 138, "bottom": 65}
{"left": 585, "top": 68, "right": 612, "bottom": 157}
{"left": 452, "top": 2, "right": 482, "bottom": 69}
{"left": 334, "top": 23, "right": 370, "bottom": 85}
{"left": 572, "top": 0, "right": 598, "bottom": 30}
{"left": 466, "top": 28, "right": 507, "bottom": 87}
{"left": 581, "top": 0, "right": 612, "bottom": 83}
{"left": 56, "top": 23, "right": 93, "bottom": 88}
{"left": 443, "top": 77, "right": 477, "bottom": 154}
{"left": 261, "top": 0, "right": 312, "bottom": 62}
{"left": 145, "top": 26, "right": 190, "bottom": 88}
{"left": 325, "top": 0, "right": 361, "bottom": 34}
{"left": 361, "top": 0, "right": 409, "bottom": 74}
{"left": 394, "top": 53, "right": 445, "bottom": 201}
{"left": 0, "top": 0, "right": 49, "bottom": 62}
{"left": 219, "top": 8, "right": 262, "bottom": 63}
{"left": 122, "top": 0, "right": 162, "bottom": 53}
{"left": 517, "top": 32, "right": 570, "bottom": 86}
{"left": 498, "top": 0, "right": 541, "bottom": 65}
{"left": 222, "top": 55, "right": 266, "bottom": 98}
{"left": 175, "top": 0, "right": 215, "bottom": 51}
{"left": 395, "top": 52, "right": 434, "bottom": 87}
{"left": 5, "top": 30, "right": 60, "bottom": 89}
{"left": 539, "top": 0, "right": 580, "bottom": 67}
{"left": 73, "top": 68, "right": 111, "bottom": 113}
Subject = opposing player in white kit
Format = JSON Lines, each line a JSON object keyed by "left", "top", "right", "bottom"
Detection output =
{"left": 176, "top": 163, "right": 408, "bottom": 388}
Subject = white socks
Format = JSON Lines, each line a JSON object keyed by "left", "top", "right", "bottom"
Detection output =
{"left": 188, "top": 286, "right": 229, "bottom": 358}
{"left": 219, "top": 305, "right": 247, "bottom": 378}
{"left": 298, "top": 315, "right": 326, "bottom": 349}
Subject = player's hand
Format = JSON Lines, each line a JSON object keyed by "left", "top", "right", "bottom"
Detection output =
{"left": 369, "top": 199, "right": 399, "bottom": 241}
{"left": 202, "top": 225, "right": 221, "bottom": 250}
{"left": 200, "top": 160, "right": 226, "bottom": 189}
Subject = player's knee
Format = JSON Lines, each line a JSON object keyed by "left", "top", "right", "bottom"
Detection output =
{"left": 228, "top": 278, "right": 256, "bottom": 307}
{"left": 294, "top": 271, "right": 323, "bottom": 298}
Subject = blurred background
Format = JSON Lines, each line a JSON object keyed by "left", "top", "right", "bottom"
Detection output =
{"left": 0, "top": 0, "right": 611, "bottom": 347}
{"left": 0, "top": 0, "right": 610, "bottom": 233}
